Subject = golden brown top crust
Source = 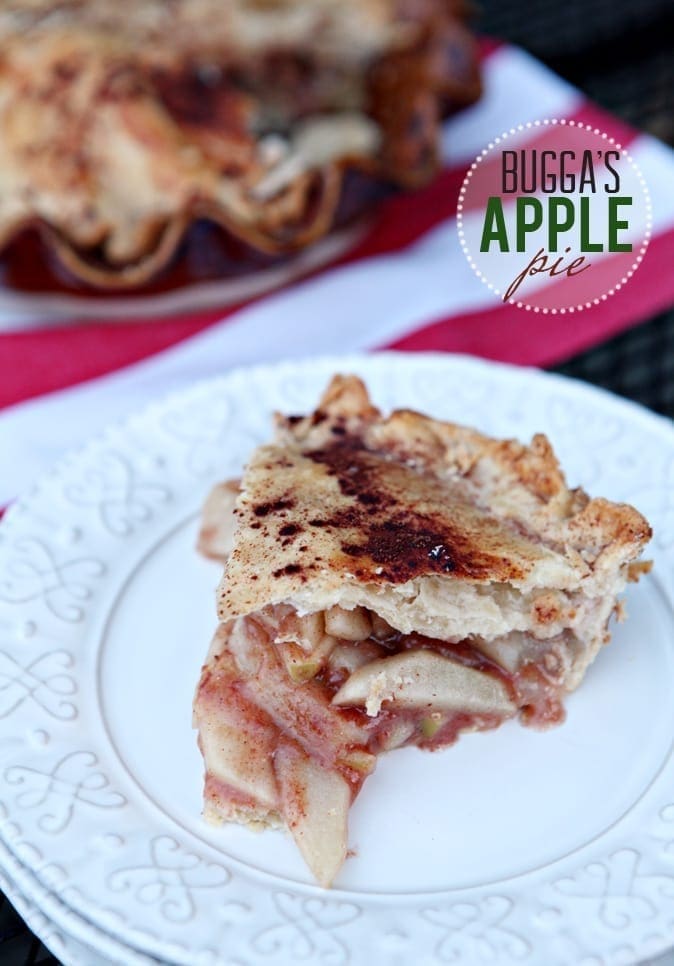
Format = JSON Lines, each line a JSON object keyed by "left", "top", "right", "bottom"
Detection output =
{"left": 0, "top": 0, "right": 479, "bottom": 288}
{"left": 217, "top": 375, "right": 652, "bottom": 622}
{"left": 0, "top": 1, "right": 412, "bottom": 65}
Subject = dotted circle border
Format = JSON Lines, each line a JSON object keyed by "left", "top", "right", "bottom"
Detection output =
{"left": 455, "top": 118, "right": 653, "bottom": 314}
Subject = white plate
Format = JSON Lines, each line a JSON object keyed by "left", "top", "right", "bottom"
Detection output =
{"left": 0, "top": 836, "right": 159, "bottom": 965}
{"left": 1, "top": 353, "right": 674, "bottom": 966}
{"left": 0, "top": 862, "right": 144, "bottom": 966}
{"left": 0, "top": 870, "right": 96, "bottom": 966}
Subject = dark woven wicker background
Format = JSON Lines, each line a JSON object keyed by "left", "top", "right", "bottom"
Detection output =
{"left": 0, "top": 906, "right": 56, "bottom": 966}
{"left": 2, "top": 0, "right": 673, "bottom": 962}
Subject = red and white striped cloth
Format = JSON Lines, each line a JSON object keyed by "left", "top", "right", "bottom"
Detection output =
{"left": 1, "top": 42, "right": 674, "bottom": 509}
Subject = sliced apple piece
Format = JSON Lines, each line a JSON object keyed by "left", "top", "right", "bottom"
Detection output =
{"left": 331, "top": 650, "right": 516, "bottom": 717}
{"left": 421, "top": 713, "right": 444, "bottom": 738}
{"left": 275, "top": 610, "right": 325, "bottom": 653}
{"left": 278, "top": 641, "right": 322, "bottom": 683}
{"left": 232, "top": 619, "right": 371, "bottom": 765}
{"left": 377, "top": 718, "right": 416, "bottom": 751}
{"left": 327, "top": 640, "right": 387, "bottom": 676}
{"left": 370, "top": 612, "right": 397, "bottom": 641}
{"left": 475, "top": 631, "right": 529, "bottom": 674}
{"left": 246, "top": 664, "right": 370, "bottom": 764}
{"left": 324, "top": 605, "right": 372, "bottom": 641}
{"left": 277, "top": 634, "right": 339, "bottom": 683}
{"left": 196, "top": 479, "right": 240, "bottom": 562}
{"left": 337, "top": 748, "right": 377, "bottom": 776}
{"left": 199, "top": 717, "right": 279, "bottom": 812}
{"left": 195, "top": 669, "right": 279, "bottom": 811}
{"left": 274, "top": 739, "right": 350, "bottom": 888}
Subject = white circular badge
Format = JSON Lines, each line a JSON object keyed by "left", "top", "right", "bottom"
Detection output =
{"left": 457, "top": 119, "right": 652, "bottom": 314}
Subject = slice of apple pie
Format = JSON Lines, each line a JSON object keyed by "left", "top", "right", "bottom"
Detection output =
{"left": 193, "top": 374, "right": 651, "bottom": 886}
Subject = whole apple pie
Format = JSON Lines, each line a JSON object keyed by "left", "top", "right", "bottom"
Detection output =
{"left": 0, "top": 0, "right": 480, "bottom": 287}
{"left": 193, "top": 375, "right": 651, "bottom": 886}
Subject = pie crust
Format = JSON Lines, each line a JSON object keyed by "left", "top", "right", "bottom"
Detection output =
{"left": 194, "top": 375, "right": 652, "bottom": 885}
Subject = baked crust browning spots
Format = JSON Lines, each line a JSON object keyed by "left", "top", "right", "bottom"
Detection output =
{"left": 531, "top": 591, "right": 563, "bottom": 626}
{"left": 341, "top": 515, "right": 459, "bottom": 579}
{"left": 216, "top": 376, "right": 651, "bottom": 639}
{"left": 253, "top": 498, "right": 295, "bottom": 518}
{"left": 305, "top": 437, "right": 529, "bottom": 583}
{"left": 627, "top": 559, "right": 653, "bottom": 583}
{"left": 272, "top": 563, "right": 304, "bottom": 579}
{"left": 279, "top": 523, "right": 302, "bottom": 537}
{"left": 277, "top": 522, "right": 304, "bottom": 548}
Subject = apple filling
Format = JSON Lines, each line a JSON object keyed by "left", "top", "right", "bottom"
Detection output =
{"left": 274, "top": 602, "right": 574, "bottom": 725}
{"left": 194, "top": 601, "right": 576, "bottom": 884}
{"left": 193, "top": 374, "right": 652, "bottom": 888}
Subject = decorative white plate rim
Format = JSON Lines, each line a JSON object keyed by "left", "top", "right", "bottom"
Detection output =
{"left": 0, "top": 842, "right": 158, "bottom": 966}
{"left": 0, "top": 865, "right": 88, "bottom": 966}
{"left": 1, "top": 352, "right": 674, "bottom": 966}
